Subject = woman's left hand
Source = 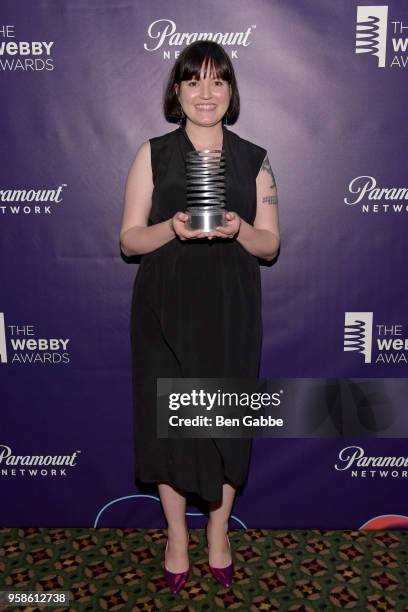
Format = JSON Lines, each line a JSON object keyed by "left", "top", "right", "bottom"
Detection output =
{"left": 207, "top": 211, "right": 241, "bottom": 240}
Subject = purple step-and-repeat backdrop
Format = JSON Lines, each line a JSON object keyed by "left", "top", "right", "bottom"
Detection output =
{"left": 1, "top": 0, "right": 407, "bottom": 529}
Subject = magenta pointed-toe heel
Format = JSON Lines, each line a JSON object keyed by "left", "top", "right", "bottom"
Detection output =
{"left": 163, "top": 532, "right": 190, "bottom": 594}
{"left": 205, "top": 523, "right": 234, "bottom": 588}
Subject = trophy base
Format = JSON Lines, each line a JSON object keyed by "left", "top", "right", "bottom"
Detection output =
{"left": 185, "top": 207, "right": 226, "bottom": 231}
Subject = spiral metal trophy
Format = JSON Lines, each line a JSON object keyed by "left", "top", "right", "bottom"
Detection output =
{"left": 185, "top": 147, "right": 226, "bottom": 231}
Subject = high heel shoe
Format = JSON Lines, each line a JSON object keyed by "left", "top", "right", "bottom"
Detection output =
{"left": 205, "top": 522, "right": 234, "bottom": 588}
{"left": 163, "top": 531, "right": 190, "bottom": 594}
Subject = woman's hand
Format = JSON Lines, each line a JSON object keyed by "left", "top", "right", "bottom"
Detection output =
{"left": 171, "top": 211, "right": 212, "bottom": 241}
{"left": 213, "top": 211, "right": 242, "bottom": 239}
{"left": 171, "top": 210, "right": 241, "bottom": 241}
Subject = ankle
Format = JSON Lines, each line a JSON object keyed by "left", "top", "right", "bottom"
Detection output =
{"left": 167, "top": 524, "right": 188, "bottom": 538}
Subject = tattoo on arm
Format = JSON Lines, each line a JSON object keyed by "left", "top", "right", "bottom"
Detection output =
{"left": 261, "top": 154, "right": 276, "bottom": 189}
{"left": 260, "top": 154, "right": 278, "bottom": 204}
{"left": 262, "top": 195, "right": 278, "bottom": 205}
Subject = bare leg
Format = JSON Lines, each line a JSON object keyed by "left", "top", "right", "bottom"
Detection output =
{"left": 207, "top": 482, "right": 236, "bottom": 567}
{"left": 158, "top": 483, "right": 189, "bottom": 572}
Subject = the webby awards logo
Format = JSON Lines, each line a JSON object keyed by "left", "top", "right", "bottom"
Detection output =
{"left": 344, "top": 311, "right": 408, "bottom": 365}
{"left": 0, "top": 312, "right": 70, "bottom": 365}
{"left": 0, "top": 25, "right": 55, "bottom": 72}
{"left": 355, "top": 5, "right": 408, "bottom": 68}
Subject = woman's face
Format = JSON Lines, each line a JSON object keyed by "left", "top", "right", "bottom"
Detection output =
{"left": 175, "top": 60, "right": 231, "bottom": 127}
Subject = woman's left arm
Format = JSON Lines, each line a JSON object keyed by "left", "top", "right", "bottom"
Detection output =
{"left": 235, "top": 153, "right": 280, "bottom": 261}
{"left": 214, "top": 153, "right": 280, "bottom": 261}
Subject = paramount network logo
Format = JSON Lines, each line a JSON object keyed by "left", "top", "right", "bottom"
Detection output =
{"left": 344, "top": 175, "right": 408, "bottom": 214}
{"left": 335, "top": 445, "right": 408, "bottom": 481}
{"left": 344, "top": 312, "right": 408, "bottom": 365}
{"left": 355, "top": 5, "right": 408, "bottom": 68}
{"left": 0, "top": 444, "right": 81, "bottom": 478}
{"left": 0, "top": 183, "right": 67, "bottom": 216}
{"left": 144, "top": 19, "right": 256, "bottom": 54}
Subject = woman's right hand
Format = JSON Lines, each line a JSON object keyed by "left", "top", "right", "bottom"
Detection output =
{"left": 171, "top": 211, "right": 214, "bottom": 241}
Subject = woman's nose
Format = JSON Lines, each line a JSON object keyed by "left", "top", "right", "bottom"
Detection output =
{"left": 198, "top": 81, "right": 212, "bottom": 98}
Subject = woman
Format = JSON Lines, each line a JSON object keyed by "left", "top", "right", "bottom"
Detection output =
{"left": 120, "top": 40, "right": 280, "bottom": 593}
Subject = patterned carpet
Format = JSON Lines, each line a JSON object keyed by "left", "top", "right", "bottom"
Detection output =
{"left": 0, "top": 527, "right": 407, "bottom": 611}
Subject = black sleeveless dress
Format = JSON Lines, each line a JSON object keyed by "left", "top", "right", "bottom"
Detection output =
{"left": 130, "top": 124, "right": 267, "bottom": 503}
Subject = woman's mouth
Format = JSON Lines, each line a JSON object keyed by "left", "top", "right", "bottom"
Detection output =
{"left": 195, "top": 104, "right": 217, "bottom": 111}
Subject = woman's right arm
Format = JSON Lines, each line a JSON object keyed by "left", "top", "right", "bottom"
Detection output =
{"left": 120, "top": 141, "right": 215, "bottom": 256}
{"left": 119, "top": 141, "right": 176, "bottom": 257}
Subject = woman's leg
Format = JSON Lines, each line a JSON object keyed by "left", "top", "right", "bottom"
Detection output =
{"left": 158, "top": 483, "right": 189, "bottom": 572}
{"left": 207, "top": 482, "right": 236, "bottom": 566}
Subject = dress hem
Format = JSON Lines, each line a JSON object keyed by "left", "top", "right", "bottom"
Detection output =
{"left": 135, "top": 475, "right": 248, "bottom": 503}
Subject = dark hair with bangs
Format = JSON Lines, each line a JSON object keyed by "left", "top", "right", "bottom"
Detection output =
{"left": 163, "top": 41, "right": 240, "bottom": 125}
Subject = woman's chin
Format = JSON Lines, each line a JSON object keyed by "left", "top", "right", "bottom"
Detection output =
{"left": 192, "top": 115, "right": 223, "bottom": 127}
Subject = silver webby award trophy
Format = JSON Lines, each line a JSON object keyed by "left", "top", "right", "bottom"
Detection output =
{"left": 185, "top": 147, "right": 227, "bottom": 231}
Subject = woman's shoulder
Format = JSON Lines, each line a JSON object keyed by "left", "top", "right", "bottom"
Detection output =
{"left": 227, "top": 128, "right": 267, "bottom": 175}
{"left": 148, "top": 127, "right": 179, "bottom": 146}
{"left": 146, "top": 128, "right": 179, "bottom": 178}
{"left": 227, "top": 127, "right": 267, "bottom": 157}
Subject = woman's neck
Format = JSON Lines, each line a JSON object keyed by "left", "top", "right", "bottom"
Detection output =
{"left": 184, "top": 121, "right": 223, "bottom": 149}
